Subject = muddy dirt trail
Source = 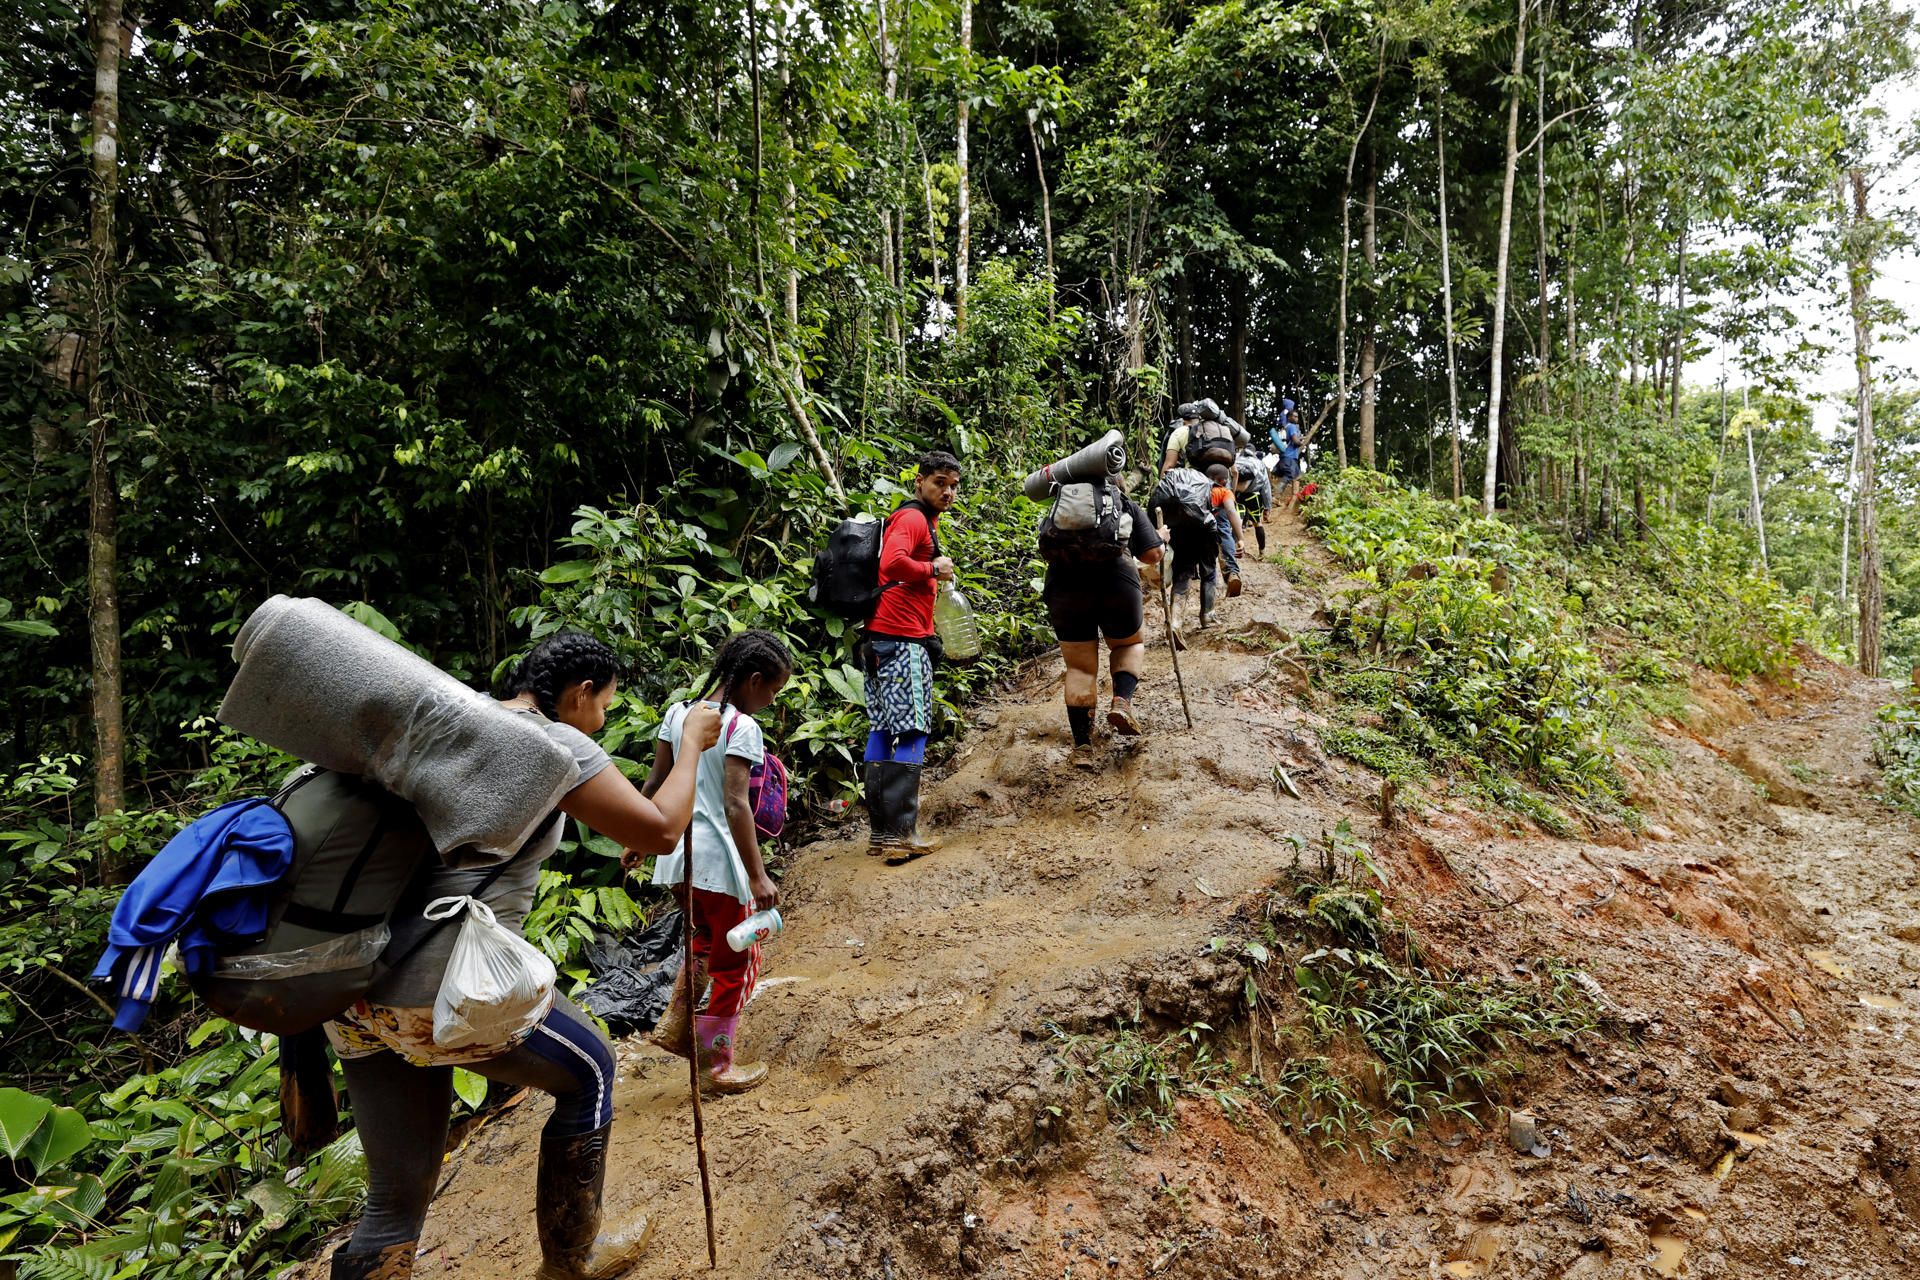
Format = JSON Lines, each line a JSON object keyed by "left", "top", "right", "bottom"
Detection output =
{"left": 310, "top": 511, "right": 1920, "bottom": 1280}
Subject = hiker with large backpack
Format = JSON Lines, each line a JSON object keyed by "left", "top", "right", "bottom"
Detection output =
{"left": 1161, "top": 399, "right": 1250, "bottom": 475}
{"left": 1234, "top": 446, "right": 1274, "bottom": 557}
{"left": 1036, "top": 463, "right": 1164, "bottom": 770}
{"left": 860, "top": 451, "right": 960, "bottom": 862}
{"left": 634, "top": 629, "right": 792, "bottom": 1095}
{"left": 92, "top": 605, "right": 721, "bottom": 1280}
{"left": 322, "top": 633, "right": 720, "bottom": 1280}
{"left": 1150, "top": 465, "right": 1226, "bottom": 635}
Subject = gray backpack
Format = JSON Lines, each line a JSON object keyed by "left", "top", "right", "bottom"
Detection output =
{"left": 1038, "top": 480, "right": 1133, "bottom": 564}
{"left": 189, "top": 768, "right": 538, "bottom": 1036}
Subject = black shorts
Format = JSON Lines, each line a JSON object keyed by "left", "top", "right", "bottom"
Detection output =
{"left": 1043, "top": 565, "right": 1145, "bottom": 643}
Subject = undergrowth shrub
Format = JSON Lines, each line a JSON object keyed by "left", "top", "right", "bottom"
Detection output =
{"left": 1306, "top": 471, "right": 1622, "bottom": 805}
{"left": 1303, "top": 471, "right": 1815, "bottom": 823}
{"left": 1872, "top": 691, "right": 1920, "bottom": 816}
{"left": 1047, "top": 824, "right": 1596, "bottom": 1163}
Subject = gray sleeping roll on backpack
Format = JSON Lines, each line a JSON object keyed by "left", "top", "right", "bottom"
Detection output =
{"left": 218, "top": 595, "right": 578, "bottom": 864}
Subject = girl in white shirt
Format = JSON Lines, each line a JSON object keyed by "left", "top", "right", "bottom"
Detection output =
{"left": 630, "top": 629, "right": 791, "bottom": 1093}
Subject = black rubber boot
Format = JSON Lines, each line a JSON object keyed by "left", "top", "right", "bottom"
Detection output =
{"left": 331, "top": 1242, "right": 414, "bottom": 1280}
{"left": 535, "top": 1124, "right": 654, "bottom": 1280}
{"left": 876, "top": 761, "right": 940, "bottom": 864}
{"left": 864, "top": 761, "right": 890, "bottom": 856}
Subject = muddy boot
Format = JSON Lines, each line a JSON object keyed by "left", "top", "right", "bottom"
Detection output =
{"left": 694, "top": 1014, "right": 768, "bottom": 1094}
{"left": 875, "top": 762, "right": 941, "bottom": 865}
{"left": 646, "top": 958, "right": 702, "bottom": 1060}
{"left": 535, "top": 1124, "right": 655, "bottom": 1280}
{"left": 1107, "top": 697, "right": 1142, "bottom": 737}
{"left": 864, "top": 761, "right": 891, "bottom": 857}
{"left": 1068, "top": 743, "right": 1101, "bottom": 772}
{"left": 1226, "top": 569, "right": 1243, "bottom": 597}
{"left": 331, "top": 1242, "right": 415, "bottom": 1280}
{"left": 1200, "top": 578, "right": 1218, "bottom": 627}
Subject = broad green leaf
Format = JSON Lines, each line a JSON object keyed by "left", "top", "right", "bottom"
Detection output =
{"left": 22, "top": 1107, "right": 92, "bottom": 1175}
{"left": 539, "top": 560, "right": 595, "bottom": 584}
{"left": 452, "top": 1069, "right": 488, "bottom": 1110}
{"left": 0, "top": 1088, "right": 53, "bottom": 1158}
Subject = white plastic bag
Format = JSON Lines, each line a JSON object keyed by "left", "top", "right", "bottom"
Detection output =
{"left": 424, "top": 896, "right": 556, "bottom": 1049}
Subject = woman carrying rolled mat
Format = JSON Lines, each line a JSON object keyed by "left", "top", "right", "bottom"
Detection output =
{"left": 324, "top": 632, "right": 719, "bottom": 1280}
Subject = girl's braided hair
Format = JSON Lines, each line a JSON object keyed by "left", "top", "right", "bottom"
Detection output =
{"left": 506, "top": 632, "right": 619, "bottom": 718}
{"left": 699, "top": 629, "right": 793, "bottom": 706}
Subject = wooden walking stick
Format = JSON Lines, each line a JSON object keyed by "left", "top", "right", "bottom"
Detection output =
{"left": 1151, "top": 520, "right": 1195, "bottom": 730}
{"left": 681, "top": 685, "right": 730, "bottom": 1267}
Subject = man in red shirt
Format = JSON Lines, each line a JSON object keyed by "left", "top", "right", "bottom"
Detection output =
{"left": 863, "top": 451, "right": 960, "bottom": 863}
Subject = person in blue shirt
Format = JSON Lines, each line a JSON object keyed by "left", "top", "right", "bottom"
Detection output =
{"left": 1269, "top": 399, "right": 1306, "bottom": 505}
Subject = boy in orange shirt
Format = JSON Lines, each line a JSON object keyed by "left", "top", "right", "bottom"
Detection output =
{"left": 1205, "top": 463, "right": 1246, "bottom": 605}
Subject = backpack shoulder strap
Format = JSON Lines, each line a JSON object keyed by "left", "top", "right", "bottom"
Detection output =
{"left": 378, "top": 810, "right": 558, "bottom": 975}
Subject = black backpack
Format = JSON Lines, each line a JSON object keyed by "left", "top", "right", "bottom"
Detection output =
{"left": 1153, "top": 468, "right": 1215, "bottom": 529}
{"left": 810, "top": 500, "right": 940, "bottom": 619}
{"left": 1037, "top": 481, "right": 1133, "bottom": 564}
{"left": 188, "top": 768, "right": 534, "bottom": 1036}
{"left": 1185, "top": 419, "right": 1237, "bottom": 470}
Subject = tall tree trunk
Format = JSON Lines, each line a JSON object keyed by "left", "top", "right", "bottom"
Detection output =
{"left": 1534, "top": 28, "right": 1551, "bottom": 413}
{"left": 1706, "top": 357, "right": 1727, "bottom": 522}
{"left": 1668, "top": 215, "right": 1687, "bottom": 432}
{"left": 87, "top": 0, "right": 126, "bottom": 830}
{"left": 875, "top": 0, "right": 901, "bottom": 355}
{"left": 780, "top": 58, "right": 801, "bottom": 336}
{"left": 918, "top": 132, "right": 943, "bottom": 301}
{"left": 1358, "top": 146, "right": 1378, "bottom": 467}
{"left": 1743, "top": 389, "right": 1768, "bottom": 574}
{"left": 1482, "top": 0, "right": 1528, "bottom": 515}
{"left": 747, "top": 0, "right": 767, "bottom": 297}
{"left": 1332, "top": 46, "right": 1386, "bottom": 470}
{"left": 1435, "top": 93, "right": 1463, "bottom": 500}
{"left": 1839, "top": 419, "right": 1857, "bottom": 646}
{"left": 1848, "top": 168, "right": 1881, "bottom": 677}
{"left": 1026, "top": 109, "right": 1055, "bottom": 321}
{"left": 953, "top": 0, "right": 971, "bottom": 337}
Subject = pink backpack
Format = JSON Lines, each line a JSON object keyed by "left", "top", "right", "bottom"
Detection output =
{"left": 725, "top": 715, "right": 789, "bottom": 840}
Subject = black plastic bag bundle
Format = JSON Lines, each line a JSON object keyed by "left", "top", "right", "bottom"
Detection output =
{"left": 578, "top": 909, "right": 686, "bottom": 1035}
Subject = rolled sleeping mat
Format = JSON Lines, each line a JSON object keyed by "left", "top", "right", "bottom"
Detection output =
{"left": 1021, "top": 429, "right": 1126, "bottom": 500}
{"left": 218, "top": 595, "right": 580, "bottom": 864}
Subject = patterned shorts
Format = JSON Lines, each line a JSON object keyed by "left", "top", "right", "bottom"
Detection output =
{"left": 324, "top": 998, "right": 543, "bottom": 1067}
{"left": 864, "top": 639, "right": 935, "bottom": 735}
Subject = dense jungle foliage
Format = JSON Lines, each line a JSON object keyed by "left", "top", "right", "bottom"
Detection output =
{"left": 3, "top": 0, "right": 1920, "bottom": 1273}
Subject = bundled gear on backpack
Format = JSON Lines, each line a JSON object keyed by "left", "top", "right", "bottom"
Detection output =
{"left": 810, "top": 500, "right": 943, "bottom": 619}
{"left": 1152, "top": 468, "right": 1215, "bottom": 529}
{"left": 1184, "top": 417, "right": 1239, "bottom": 470}
{"left": 96, "top": 766, "right": 545, "bottom": 1037}
{"left": 1037, "top": 479, "right": 1135, "bottom": 564}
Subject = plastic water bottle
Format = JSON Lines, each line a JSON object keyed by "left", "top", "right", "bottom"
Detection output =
{"left": 934, "top": 582, "right": 983, "bottom": 661}
{"left": 726, "top": 907, "right": 784, "bottom": 953}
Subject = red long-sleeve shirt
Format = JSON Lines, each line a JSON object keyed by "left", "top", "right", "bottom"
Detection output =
{"left": 868, "top": 504, "right": 938, "bottom": 639}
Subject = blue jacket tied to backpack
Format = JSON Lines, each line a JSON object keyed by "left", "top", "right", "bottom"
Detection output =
{"left": 89, "top": 798, "right": 295, "bottom": 1032}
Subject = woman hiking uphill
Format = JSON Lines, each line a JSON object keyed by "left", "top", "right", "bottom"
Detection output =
{"left": 1037, "top": 474, "right": 1163, "bottom": 771}
{"left": 863, "top": 450, "right": 961, "bottom": 864}
{"left": 325, "top": 633, "right": 720, "bottom": 1280}
{"left": 633, "top": 629, "right": 792, "bottom": 1094}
